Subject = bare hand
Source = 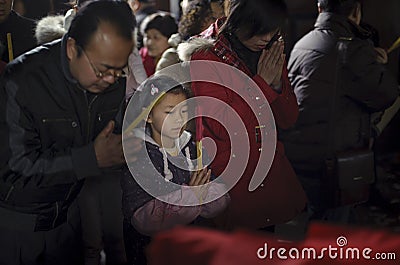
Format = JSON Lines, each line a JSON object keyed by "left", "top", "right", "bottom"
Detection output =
{"left": 189, "top": 168, "right": 211, "bottom": 186}
{"left": 122, "top": 132, "right": 143, "bottom": 163}
{"left": 94, "top": 120, "right": 125, "bottom": 168}
{"left": 257, "top": 40, "right": 285, "bottom": 91}
{"left": 374, "top": 47, "right": 388, "bottom": 64}
{"left": 189, "top": 168, "right": 211, "bottom": 202}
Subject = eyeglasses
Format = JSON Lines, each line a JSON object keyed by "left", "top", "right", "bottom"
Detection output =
{"left": 78, "top": 46, "right": 127, "bottom": 79}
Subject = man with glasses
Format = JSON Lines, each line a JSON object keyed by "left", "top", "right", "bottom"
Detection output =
{"left": 0, "top": 1, "right": 137, "bottom": 264}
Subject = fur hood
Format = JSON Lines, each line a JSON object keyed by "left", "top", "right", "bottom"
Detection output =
{"left": 35, "top": 15, "right": 66, "bottom": 45}
{"left": 177, "top": 37, "right": 214, "bottom": 62}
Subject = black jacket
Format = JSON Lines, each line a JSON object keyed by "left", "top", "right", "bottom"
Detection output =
{"left": 0, "top": 10, "right": 36, "bottom": 63}
{"left": 0, "top": 36, "right": 126, "bottom": 231}
{"left": 283, "top": 13, "right": 399, "bottom": 172}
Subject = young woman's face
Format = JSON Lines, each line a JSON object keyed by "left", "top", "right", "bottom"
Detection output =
{"left": 143, "top": 29, "right": 170, "bottom": 59}
{"left": 238, "top": 29, "right": 280, "bottom": 52}
{"left": 147, "top": 92, "right": 188, "bottom": 148}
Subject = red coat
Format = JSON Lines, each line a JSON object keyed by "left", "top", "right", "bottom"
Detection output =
{"left": 139, "top": 47, "right": 156, "bottom": 77}
{"left": 187, "top": 19, "right": 306, "bottom": 228}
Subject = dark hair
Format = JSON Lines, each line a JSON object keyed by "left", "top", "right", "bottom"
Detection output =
{"left": 68, "top": 0, "right": 136, "bottom": 52}
{"left": 179, "top": 0, "right": 213, "bottom": 40}
{"left": 219, "top": 0, "right": 287, "bottom": 40}
{"left": 318, "top": 0, "right": 362, "bottom": 16}
{"left": 140, "top": 12, "right": 178, "bottom": 38}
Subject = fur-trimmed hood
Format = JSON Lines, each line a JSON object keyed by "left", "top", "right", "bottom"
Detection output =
{"left": 35, "top": 15, "right": 66, "bottom": 45}
{"left": 177, "top": 37, "right": 214, "bottom": 62}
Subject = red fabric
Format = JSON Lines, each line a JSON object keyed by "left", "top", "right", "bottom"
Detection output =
{"left": 189, "top": 19, "right": 306, "bottom": 228}
{"left": 139, "top": 47, "right": 156, "bottom": 77}
{"left": 148, "top": 224, "right": 400, "bottom": 265}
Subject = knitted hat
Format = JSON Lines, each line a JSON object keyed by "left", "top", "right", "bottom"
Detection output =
{"left": 140, "top": 12, "right": 178, "bottom": 38}
{"left": 124, "top": 75, "right": 183, "bottom": 132}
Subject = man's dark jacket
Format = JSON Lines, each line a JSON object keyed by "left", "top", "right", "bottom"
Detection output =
{"left": 0, "top": 10, "right": 36, "bottom": 63}
{"left": 283, "top": 12, "right": 399, "bottom": 172}
{"left": 0, "top": 36, "right": 125, "bottom": 231}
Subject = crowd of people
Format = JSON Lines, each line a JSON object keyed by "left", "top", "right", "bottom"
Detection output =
{"left": 0, "top": 0, "right": 399, "bottom": 265}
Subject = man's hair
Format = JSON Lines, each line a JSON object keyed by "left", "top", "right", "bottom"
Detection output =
{"left": 318, "top": 0, "right": 362, "bottom": 16}
{"left": 68, "top": 0, "right": 136, "bottom": 51}
{"left": 219, "top": 0, "right": 287, "bottom": 40}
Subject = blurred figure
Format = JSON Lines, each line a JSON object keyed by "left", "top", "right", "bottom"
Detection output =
{"left": 128, "top": 0, "right": 158, "bottom": 49}
{"left": 283, "top": 0, "right": 399, "bottom": 223}
{"left": 209, "top": 0, "right": 224, "bottom": 20}
{"left": 64, "top": 0, "right": 92, "bottom": 30}
{"left": 181, "top": 0, "right": 224, "bottom": 20}
{"left": 156, "top": 0, "right": 217, "bottom": 71}
{"left": 0, "top": 0, "right": 36, "bottom": 63}
{"left": 139, "top": 12, "right": 178, "bottom": 76}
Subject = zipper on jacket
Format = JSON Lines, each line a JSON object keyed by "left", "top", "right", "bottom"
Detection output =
{"left": 97, "top": 108, "right": 118, "bottom": 122}
{"left": 4, "top": 185, "right": 14, "bottom": 201}
{"left": 83, "top": 90, "right": 99, "bottom": 143}
{"left": 52, "top": 202, "right": 59, "bottom": 228}
{"left": 42, "top": 118, "right": 73, "bottom": 123}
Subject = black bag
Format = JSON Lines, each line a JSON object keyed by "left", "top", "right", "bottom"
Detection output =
{"left": 324, "top": 39, "right": 376, "bottom": 208}
{"left": 325, "top": 149, "right": 375, "bottom": 207}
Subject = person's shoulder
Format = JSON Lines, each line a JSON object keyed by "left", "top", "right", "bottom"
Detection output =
{"left": 10, "top": 10, "right": 36, "bottom": 29}
{"left": 4, "top": 40, "right": 61, "bottom": 78}
{"left": 177, "top": 37, "right": 215, "bottom": 62}
{"left": 292, "top": 28, "right": 336, "bottom": 54}
{"left": 337, "top": 35, "right": 375, "bottom": 60}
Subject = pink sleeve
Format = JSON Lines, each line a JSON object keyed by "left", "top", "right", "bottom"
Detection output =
{"left": 200, "top": 182, "right": 231, "bottom": 218}
{"left": 131, "top": 186, "right": 202, "bottom": 236}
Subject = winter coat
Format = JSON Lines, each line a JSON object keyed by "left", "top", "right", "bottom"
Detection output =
{"left": 0, "top": 35, "right": 126, "bottom": 231}
{"left": 0, "top": 10, "right": 36, "bottom": 63}
{"left": 122, "top": 129, "right": 230, "bottom": 234}
{"left": 283, "top": 12, "right": 399, "bottom": 172}
{"left": 139, "top": 46, "right": 156, "bottom": 77}
{"left": 121, "top": 129, "right": 230, "bottom": 263}
{"left": 178, "top": 19, "right": 306, "bottom": 228}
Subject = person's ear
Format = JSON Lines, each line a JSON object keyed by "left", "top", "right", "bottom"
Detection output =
{"left": 66, "top": 37, "right": 78, "bottom": 60}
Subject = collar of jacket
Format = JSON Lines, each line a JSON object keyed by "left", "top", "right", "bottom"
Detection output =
{"left": 200, "top": 18, "right": 253, "bottom": 77}
{"left": 60, "top": 34, "right": 79, "bottom": 86}
{"left": 315, "top": 12, "right": 371, "bottom": 40}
